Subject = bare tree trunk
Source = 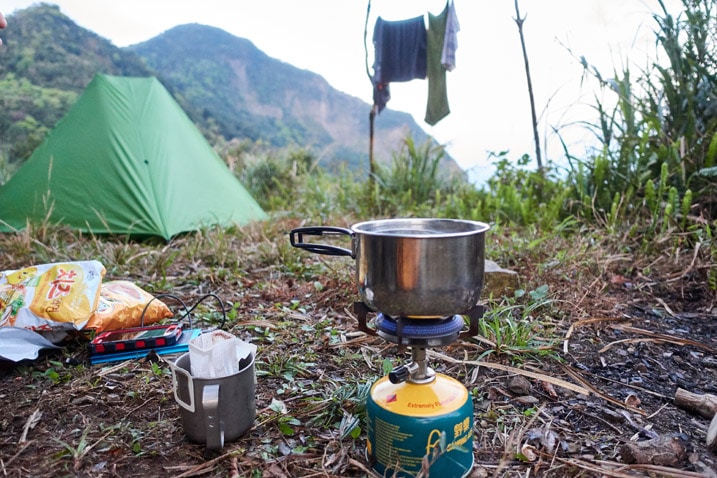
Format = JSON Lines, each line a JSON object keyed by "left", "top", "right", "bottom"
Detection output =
{"left": 513, "top": 0, "right": 543, "bottom": 170}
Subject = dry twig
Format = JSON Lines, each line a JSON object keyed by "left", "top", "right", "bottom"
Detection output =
{"left": 601, "top": 325, "right": 717, "bottom": 354}
{"left": 19, "top": 408, "right": 41, "bottom": 444}
{"left": 427, "top": 350, "right": 590, "bottom": 396}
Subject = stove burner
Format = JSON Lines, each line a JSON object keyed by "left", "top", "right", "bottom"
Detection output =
{"left": 376, "top": 314, "right": 464, "bottom": 346}
{"left": 376, "top": 314, "right": 463, "bottom": 337}
{"left": 353, "top": 301, "right": 484, "bottom": 345}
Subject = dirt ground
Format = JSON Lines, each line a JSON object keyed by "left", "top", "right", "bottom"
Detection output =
{"left": 1, "top": 245, "right": 716, "bottom": 477}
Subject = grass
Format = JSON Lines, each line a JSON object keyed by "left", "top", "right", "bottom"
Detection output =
{"left": 0, "top": 201, "right": 713, "bottom": 477}
{"left": 474, "top": 294, "right": 560, "bottom": 361}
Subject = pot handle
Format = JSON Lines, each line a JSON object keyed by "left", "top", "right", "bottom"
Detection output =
{"left": 289, "top": 226, "right": 354, "bottom": 257}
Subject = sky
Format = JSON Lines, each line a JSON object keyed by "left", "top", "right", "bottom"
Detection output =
{"left": 2, "top": 0, "right": 682, "bottom": 184}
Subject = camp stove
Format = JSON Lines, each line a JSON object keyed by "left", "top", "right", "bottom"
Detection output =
{"left": 288, "top": 218, "right": 490, "bottom": 477}
{"left": 356, "top": 302, "right": 483, "bottom": 478}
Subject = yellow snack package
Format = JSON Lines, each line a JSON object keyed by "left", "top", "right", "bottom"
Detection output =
{"left": 86, "top": 280, "right": 174, "bottom": 333}
{"left": 0, "top": 260, "right": 106, "bottom": 332}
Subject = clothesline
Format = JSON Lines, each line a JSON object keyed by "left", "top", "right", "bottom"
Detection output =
{"left": 366, "top": 0, "right": 459, "bottom": 125}
{"left": 364, "top": 0, "right": 454, "bottom": 82}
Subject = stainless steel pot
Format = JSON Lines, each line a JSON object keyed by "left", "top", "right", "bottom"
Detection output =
{"left": 289, "top": 218, "right": 490, "bottom": 318}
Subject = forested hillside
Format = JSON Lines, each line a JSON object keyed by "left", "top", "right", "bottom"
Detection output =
{"left": 0, "top": 4, "right": 154, "bottom": 165}
{"left": 0, "top": 4, "right": 460, "bottom": 178}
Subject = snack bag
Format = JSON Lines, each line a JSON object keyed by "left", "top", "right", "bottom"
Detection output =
{"left": 0, "top": 260, "right": 105, "bottom": 332}
{"left": 85, "top": 280, "right": 174, "bottom": 333}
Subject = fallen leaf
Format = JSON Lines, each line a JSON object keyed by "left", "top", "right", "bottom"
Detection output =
{"left": 520, "top": 443, "right": 538, "bottom": 462}
{"left": 625, "top": 393, "right": 641, "bottom": 408}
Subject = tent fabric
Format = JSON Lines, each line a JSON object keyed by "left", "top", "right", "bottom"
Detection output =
{"left": 0, "top": 74, "right": 267, "bottom": 240}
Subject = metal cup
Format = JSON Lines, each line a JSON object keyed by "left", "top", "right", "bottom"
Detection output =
{"left": 169, "top": 352, "right": 256, "bottom": 449}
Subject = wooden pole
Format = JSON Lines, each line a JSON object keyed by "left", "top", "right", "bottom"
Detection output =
{"left": 513, "top": 0, "right": 543, "bottom": 170}
{"left": 364, "top": 1, "right": 377, "bottom": 188}
{"left": 369, "top": 104, "right": 377, "bottom": 185}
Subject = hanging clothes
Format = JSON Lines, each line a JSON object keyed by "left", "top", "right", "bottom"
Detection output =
{"left": 441, "top": 0, "right": 460, "bottom": 71}
{"left": 372, "top": 15, "right": 427, "bottom": 112}
{"left": 426, "top": 0, "right": 460, "bottom": 125}
{"left": 425, "top": 3, "right": 450, "bottom": 125}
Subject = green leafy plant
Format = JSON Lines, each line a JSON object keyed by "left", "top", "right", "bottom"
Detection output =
{"left": 476, "top": 287, "right": 559, "bottom": 359}
{"left": 53, "top": 427, "right": 111, "bottom": 472}
{"left": 32, "top": 360, "right": 72, "bottom": 385}
{"left": 304, "top": 380, "right": 371, "bottom": 430}
{"left": 268, "top": 398, "right": 301, "bottom": 436}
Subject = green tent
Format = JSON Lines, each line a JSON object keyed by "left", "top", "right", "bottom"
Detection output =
{"left": 0, "top": 74, "right": 267, "bottom": 240}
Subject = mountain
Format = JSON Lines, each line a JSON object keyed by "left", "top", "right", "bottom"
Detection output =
{"left": 0, "top": 4, "right": 462, "bottom": 176}
{"left": 0, "top": 4, "right": 155, "bottom": 164}
{"left": 0, "top": 4, "right": 152, "bottom": 91}
{"left": 127, "top": 23, "right": 449, "bottom": 174}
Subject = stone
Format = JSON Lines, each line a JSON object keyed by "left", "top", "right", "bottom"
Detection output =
{"left": 483, "top": 259, "right": 520, "bottom": 298}
{"left": 507, "top": 375, "right": 532, "bottom": 395}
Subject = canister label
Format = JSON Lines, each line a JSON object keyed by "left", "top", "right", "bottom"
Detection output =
{"left": 366, "top": 374, "right": 474, "bottom": 477}
{"left": 370, "top": 375, "right": 467, "bottom": 416}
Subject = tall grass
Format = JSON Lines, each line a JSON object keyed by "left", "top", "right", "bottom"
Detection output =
{"left": 371, "top": 135, "right": 446, "bottom": 215}
{"left": 650, "top": 0, "right": 717, "bottom": 185}
{"left": 566, "top": 0, "right": 716, "bottom": 229}
{"left": 236, "top": 137, "right": 576, "bottom": 236}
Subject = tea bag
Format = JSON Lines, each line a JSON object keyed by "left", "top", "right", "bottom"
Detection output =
{"left": 189, "top": 330, "right": 240, "bottom": 378}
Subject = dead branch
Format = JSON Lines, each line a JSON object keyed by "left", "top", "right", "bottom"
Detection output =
{"left": 674, "top": 388, "right": 717, "bottom": 419}
{"left": 427, "top": 349, "right": 590, "bottom": 395}
{"left": 707, "top": 414, "right": 717, "bottom": 452}
{"left": 619, "top": 434, "right": 689, "bottom": 466}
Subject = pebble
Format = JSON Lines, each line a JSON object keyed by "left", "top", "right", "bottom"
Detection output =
{"left": 513, "top": 395, "right": 540, "bottom": 405}
{"left": 507, "top": 376, "right": 531, "bottom": 395}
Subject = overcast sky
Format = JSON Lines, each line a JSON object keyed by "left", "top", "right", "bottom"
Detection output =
{"left": 2, "top": 0, "right": 682, "bottom": 184}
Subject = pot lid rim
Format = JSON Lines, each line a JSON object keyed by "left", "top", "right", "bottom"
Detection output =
{"left": 351, "top": 218, "right": 490, "bottom": 237}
